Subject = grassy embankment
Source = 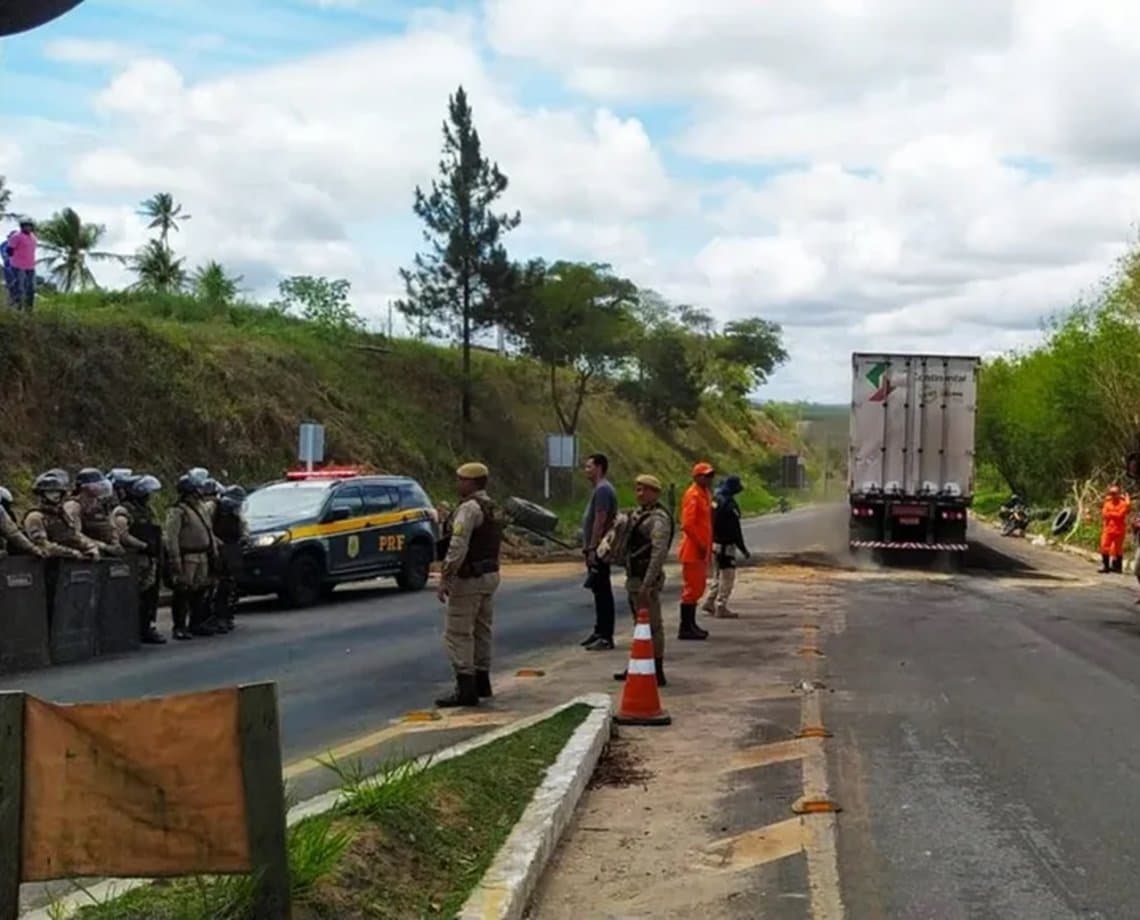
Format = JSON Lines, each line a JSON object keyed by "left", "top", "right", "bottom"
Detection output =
{"left": 0, "top": 291, "right": 802, "bottom": 536}
{"left": 72, "top": 704, "right": 592, "bottom": 920}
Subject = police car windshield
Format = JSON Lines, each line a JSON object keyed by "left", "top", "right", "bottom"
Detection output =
{"left": 244, "top": 482, "right": 330, "bottom": 528}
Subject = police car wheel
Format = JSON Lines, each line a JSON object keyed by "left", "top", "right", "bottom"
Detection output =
{"left": 282, "top": 553, "right": 323, "bottom": 608}
{"left": 397, "top": 541, "right": 433, "bottom": 591}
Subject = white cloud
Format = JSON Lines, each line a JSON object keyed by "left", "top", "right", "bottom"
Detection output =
{"left": 10, "top": 1, "right": 1140, "bottom": 401}
{"left": 42, "top": 39, "right": 132, "bottom": 65}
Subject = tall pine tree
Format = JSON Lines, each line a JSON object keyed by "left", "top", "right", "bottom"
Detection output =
{"left": 398, "top": 86, "right": 521, "bottom": 424}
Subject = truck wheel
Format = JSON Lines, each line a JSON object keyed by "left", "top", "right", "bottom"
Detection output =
{"left": 396, "top": 540, "right": 433, "bottom": 591}
{"left": 280, "top": 553, "right": 323, "bottom": 608}
{"left": 505, "top": 497, "right": 560, "bottom": 535}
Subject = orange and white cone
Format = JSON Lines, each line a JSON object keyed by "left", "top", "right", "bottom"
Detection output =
{"left": 615, "top": 608, "right": 672, "bottom": 726}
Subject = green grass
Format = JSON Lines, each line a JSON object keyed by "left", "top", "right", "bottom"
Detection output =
{"left": 69, "top": 704, "right": 591, "bottom": 920}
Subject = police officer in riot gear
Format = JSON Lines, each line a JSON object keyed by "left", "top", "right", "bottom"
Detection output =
{"left": 24, "top": 469, "right": 98, "bottom": 558}
{"left": 164, "top": 472, "right": 218, "bottom": 639}
{"left": 211, "top": 485, "right": 248, "bottom": 632}
{"left": 114, "top": 473, "right": 166, "bottom": 645}
{"left": 0, "top": 485, "right": 43, "bottom": 557}
{"left": 69, "top": 468, "right": 126, "bottom": 557}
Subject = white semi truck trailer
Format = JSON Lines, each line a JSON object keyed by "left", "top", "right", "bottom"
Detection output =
{"left": 848, "top": 352, "right": 981, "bottom": 560}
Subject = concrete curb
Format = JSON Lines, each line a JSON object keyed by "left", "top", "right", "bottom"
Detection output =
{"left": 22, "top": 693, "right": 613, "bottom": 920}
{"left": 458, "top": 692, "right": 613, "bottom": 920}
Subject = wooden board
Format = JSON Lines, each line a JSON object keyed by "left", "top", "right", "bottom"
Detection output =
{"left": 21, "top": 687, "right": 251, "bottom": 881}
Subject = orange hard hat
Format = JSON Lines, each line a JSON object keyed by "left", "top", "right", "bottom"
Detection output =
{"left": 1109, "top": 484, "right": 1122, "bottom": 494}
{"left": 692, "top": 461, "right": 715, "bottom": 477}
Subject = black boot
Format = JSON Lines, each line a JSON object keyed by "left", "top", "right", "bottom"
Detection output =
{"left": 476, "top": 669, "right": 493, "bottom": 698}
{"left": 655, "top": 658, "right": 667, "bottom": 687}
{"left": 1113, "top": 556, "right": 1124, "bottom": 574}
{"left": 436, "top": 673, "right": 479, "bottom": 708}
{"left": 1099, "top": 555, "right": 1112, "bottom": 573}
{"left": 141, "top": 625, "right": 166, "bottom": 645}
{"left": 613, "top": 669, "right": 627, "bottom": 682}
{"left": 678, "top": 603, "right": 708, "bottom": 640}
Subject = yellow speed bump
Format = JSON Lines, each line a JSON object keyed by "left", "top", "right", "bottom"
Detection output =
{"left": 792, "top": 796, "right": 842, "bottom": 815}
{"left": 797, "top": 647, "right": 825, "bottom": 657}
{"left": 401, "top": 710, "right": 443, "bottom": 723}
{"left": 515, "top": 668, "right": 546, "bottom": 678}
{"left": 796, "top": 725, "right": 833, "bottom": 739}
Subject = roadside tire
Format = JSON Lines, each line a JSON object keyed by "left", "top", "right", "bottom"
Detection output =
{"left": 396, "top": 541, "right": 433, "bottom": 591}
{"left": 505, "top": 496, "right": 560, "bottom": 535}
{"left": 281, "top": 553, "right": 323, "bottom": 608}
{"left": 1051, "top": 508, "right": 1075, "bottom": 536}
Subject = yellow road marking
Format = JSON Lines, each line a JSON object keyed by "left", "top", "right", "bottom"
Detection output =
{"left": 724, "top": 738, "right": 812, "bottom": 772}
{"left": 703, "top": 818, "right": 806, "bottom": 870}
{"left": 282, "top": 711, "right": 511, "bottom": 780}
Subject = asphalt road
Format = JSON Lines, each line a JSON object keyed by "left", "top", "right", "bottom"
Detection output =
{"left": 0, "top": 508, "right": 812, "bottom": 767}
{"left": 819, "top": 510, "right": 1140, "bottom": 919}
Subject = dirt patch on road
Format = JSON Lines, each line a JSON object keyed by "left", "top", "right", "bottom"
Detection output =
{"left": 589, "top": 736, "right": 654, "bottom": 790}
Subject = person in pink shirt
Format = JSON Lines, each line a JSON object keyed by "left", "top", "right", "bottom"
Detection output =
{"left": 7, "top": 218, "right": 37, "bottom": 311}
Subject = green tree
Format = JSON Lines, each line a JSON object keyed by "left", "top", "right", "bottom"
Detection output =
{"left": 272, "top": 275, "right": 364, "bottom": 333}
{"left": 37, "top": 207, "right": 124, "bottom": 292}
{"left": 397, "top": 85, "right": 521, "bottom": 424}
{"left": 137, "top": 192, "right": 191, "bottom": 247}
{"left": 501, "top": 260, "right": 639, "bottom": 435}
{"left": 0, "top": 175, "right": 11, "bottom": 220}
{"left": 193, "top": 260, "right": 243, "bottom": 308}
{"left": 713, "top": 318, "right": 789, "bottom": 399}
{"left": 132, "top": 238, "right": 187, "bottom": 293}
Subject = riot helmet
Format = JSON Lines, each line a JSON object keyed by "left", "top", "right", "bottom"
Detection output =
{"left": 32, "top": 470, "right": 69, "bottom": 502}
{"left": 219, "top": 485, "right": 247, "bottom": 512}
{"left": 0, "top": 486, "right": 12, "bottom": 512}
{"left": 176, "top": 474, "right": 197, "bottom": 496}
{"left": 201, "top": 477, "right": 220, "bottom": 499}
{"left": 127, "top": 475, "right": 162, "bottom": 502}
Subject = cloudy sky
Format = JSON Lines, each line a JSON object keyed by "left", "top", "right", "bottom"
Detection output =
{"left": 2, "top": 1, "right": 1138, "bottom": 401}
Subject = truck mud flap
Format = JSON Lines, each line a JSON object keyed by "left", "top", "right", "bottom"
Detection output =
{"left": 98, "top": 557, "right": 141, "bottom": 655}
{"left": 0, "top": 556, "right": 50, "bottom": 674}
{"left": 850, "top": 540, "right": 969, "bottom": 551}
{"left": 49, "top": 560, "right": 101, "bottom": 665}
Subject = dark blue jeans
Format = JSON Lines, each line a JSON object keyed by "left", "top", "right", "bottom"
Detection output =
{"left": 12, "top": 269, "right": 34, "bottom": 311}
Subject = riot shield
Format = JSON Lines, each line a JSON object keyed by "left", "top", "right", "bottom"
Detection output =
{"left": 97, "top": 557, "right": 141, "bottom": 655}
{"left": 49, "top": 559, "right": 100, "bottom": 664}
{"left": 0, "top": 555, "right": 50, "bottom": 673}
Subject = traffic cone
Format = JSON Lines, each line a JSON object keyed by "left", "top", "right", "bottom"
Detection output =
{"left": 615, "top": 608, "right": 672, "bottom": 726}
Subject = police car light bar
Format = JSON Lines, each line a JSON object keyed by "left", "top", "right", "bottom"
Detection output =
{"left": 284, "top": 466, "right": 365, "bottom": 480}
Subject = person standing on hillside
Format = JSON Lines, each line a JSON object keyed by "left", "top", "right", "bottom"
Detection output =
{"left": 702, "top": 474, "right": 751, "bottom": 619}
{"left": 436, "top": 462, "right": 505, "bottom": 708}
{"left": 1, "top": 230, "right": 19, "bottom": 307}
{"left": 581, "top": 452, "right": 618, "bottom": 652}
{"left": 7, "top": 218, "right": 37, "bottom": 312}
{"left": 678, "top": 461, "right": 715, "bottom": 640}
{"left": 1098, "top": 484, "right": 1131, "bottom": 574}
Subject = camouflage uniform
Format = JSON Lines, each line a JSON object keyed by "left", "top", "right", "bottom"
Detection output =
{"left": 1, "top": 504, "right": 41, "bottom": 557}
{"left": 24, "top": 503, "right": 94, "bottom": 559}
{"left": 624, "top": 501, "right": 673, "bottom": 658}
{"left": 163, "top": 495, "right": 216, "bottom": 638}
{"left": 440, "top": 490, "right": 503, "bottom": 678}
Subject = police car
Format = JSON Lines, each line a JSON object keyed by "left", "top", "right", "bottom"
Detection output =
{"left": 240, "top": 467, "right": 440, "bottom": 608}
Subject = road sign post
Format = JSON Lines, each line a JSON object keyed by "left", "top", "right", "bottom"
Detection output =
{"left": 544, "top": 434, "right": 579, "bottom": 500}
{"left": 298, "top": 423, "right": 326, "bottom": 474}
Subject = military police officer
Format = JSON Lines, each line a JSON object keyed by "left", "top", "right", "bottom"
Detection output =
{"left": 70, "top": 468, "right": 126, "bottom": 557}
{"left": 210, "top": 484, "right": 248, "bottom": 633}
{"left": 614, "top": 474, "right": 673, "bottom": 687}
{"left": 164, "top": 472, "right": 217, "bottom": 640}
{"left": 436, "top": 462, "right": 505, "bottom": 708}
{"left": 24, "top": 469, "right": 99, "bottom": 559}
{"left": 0, "top": 486, "right": 44, "bottom": 557}
{"left": 113, "top": 474, "right": 167, "bottom": 645}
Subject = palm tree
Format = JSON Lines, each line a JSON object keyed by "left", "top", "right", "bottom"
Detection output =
{"left": 137, "top": 193, "right": 191, "bottom": 247}
{"left": 132, "top": 239, "right": 187, "bottom": 293}
{"left": 192, "top": 260, "right": 243, "bottom": 307}
{"left": 37, "top": 207, "right": 126, "bottom": 292}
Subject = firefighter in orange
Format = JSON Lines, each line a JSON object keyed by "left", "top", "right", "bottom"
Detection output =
{"left": 678, "top": 461, "right": 715, "bottom": 640}
{"left": 1099, "top": 484, "right": 1131, "bottom": 574}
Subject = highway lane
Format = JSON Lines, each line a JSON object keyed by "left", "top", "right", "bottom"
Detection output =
{"left": 0, "top": 508, "right": 817, "bottom": 765}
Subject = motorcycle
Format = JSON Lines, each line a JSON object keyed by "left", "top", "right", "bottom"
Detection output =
{"left": 999, "top": 496, "right": 1029, "bottom": 537}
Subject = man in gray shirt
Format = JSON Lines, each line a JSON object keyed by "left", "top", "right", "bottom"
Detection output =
{"left": 581, "top": 452, "right": 618, "bottom": 650}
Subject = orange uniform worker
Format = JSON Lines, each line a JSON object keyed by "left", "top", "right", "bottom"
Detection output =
{"left": 1099, "top": 485, "right": 1132, "bottom": 574}
{"left": 678, "top": 461, "right": 715, "bottom": 640}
